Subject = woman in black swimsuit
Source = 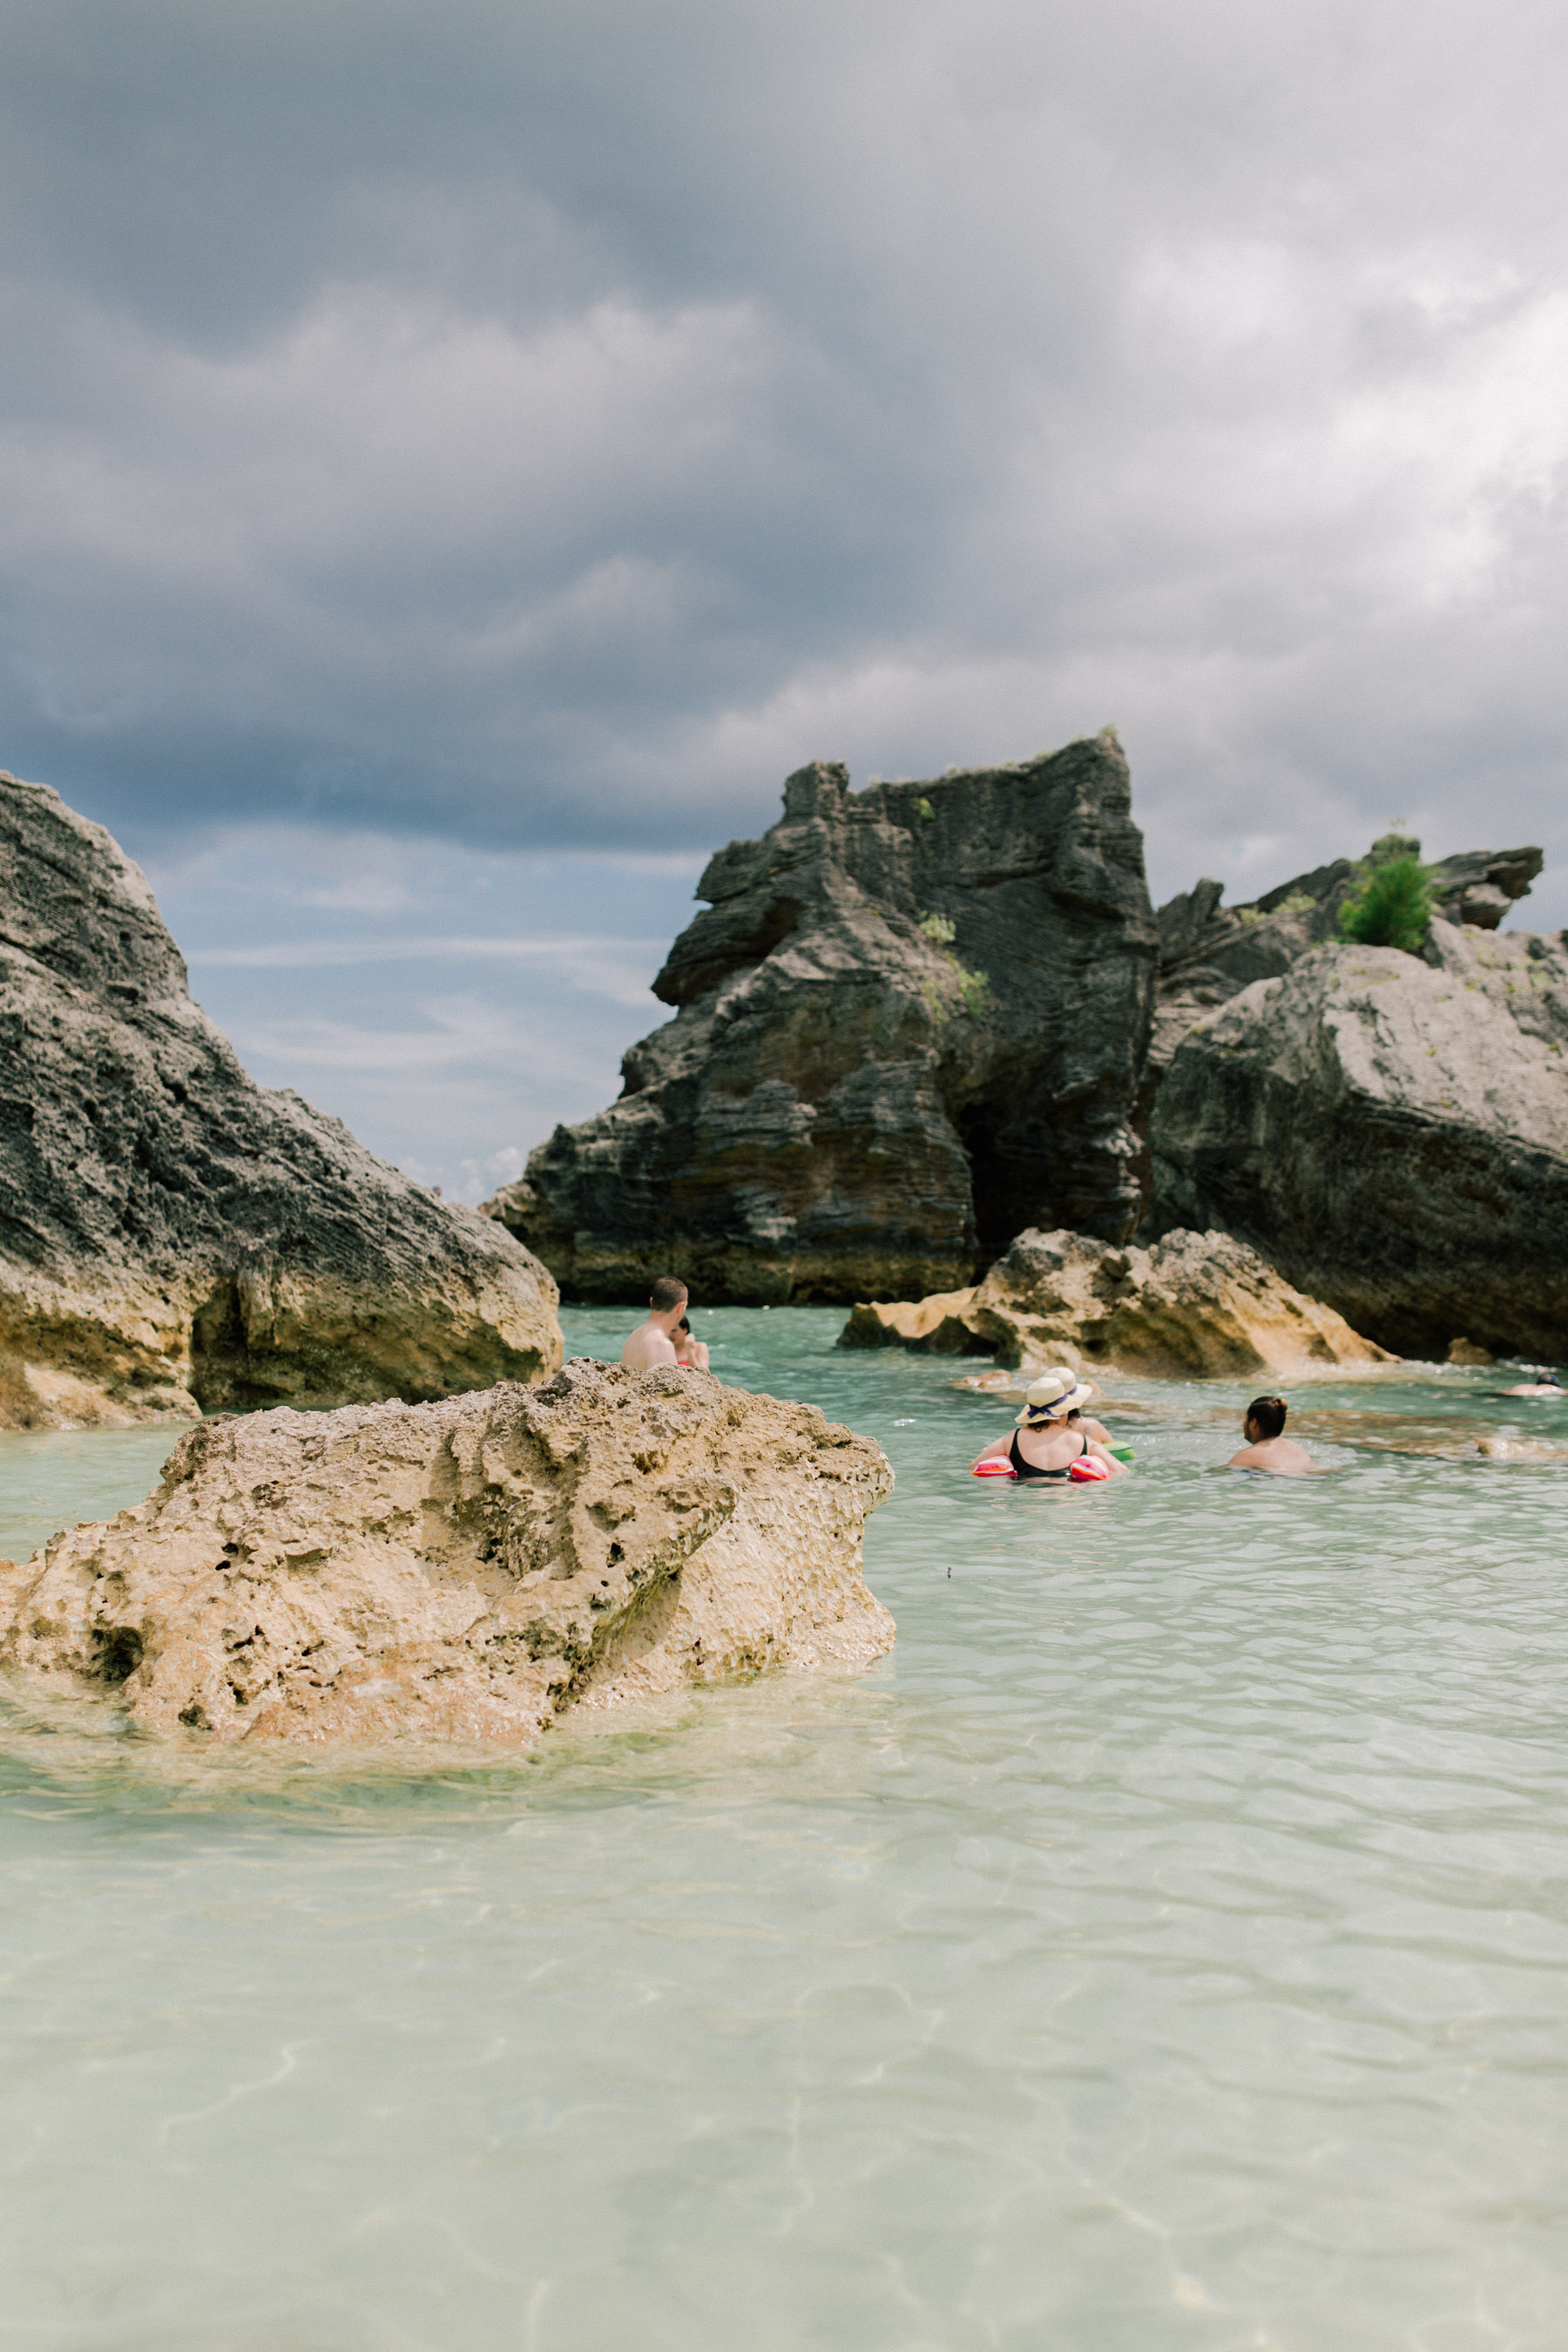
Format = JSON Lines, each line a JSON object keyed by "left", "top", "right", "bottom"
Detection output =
{"left": 971, "top": 1370, "right": 1129, "bottom": 1481}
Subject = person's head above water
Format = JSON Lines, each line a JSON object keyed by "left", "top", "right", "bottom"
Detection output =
{"left": 649, "top": 1276, "right": 687, "bottom": 1317}
{"left": 1245, "top": 1395, "right": 1288, "bottom": 1440}
{"left": 1016, "top": 1369, "right": 1095, "bottom": 1426}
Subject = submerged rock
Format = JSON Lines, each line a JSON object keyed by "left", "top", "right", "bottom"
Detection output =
{"left": 1150, "top": 922, "right": 1568, "bottom": 1358}
{"left": 0, "top": 772, "right": 562, "bottom": 1426}
{"left": 840, "top": 1225, "right": 1389, "bottom": 1379}
{"left": 496, "top": 733, "right": 1157, "bottom": 1301}
{"left": 0, "top": 1359, "right": 895, "bottom": 1744}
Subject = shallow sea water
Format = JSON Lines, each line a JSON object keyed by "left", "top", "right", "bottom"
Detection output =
{"left": 3, "top": 1308, "right": 1567, "bottom": 2351}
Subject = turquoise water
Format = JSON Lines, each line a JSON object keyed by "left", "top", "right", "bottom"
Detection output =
{"left": 3, "top": 1308, "right": 1567, "bottom": 2350}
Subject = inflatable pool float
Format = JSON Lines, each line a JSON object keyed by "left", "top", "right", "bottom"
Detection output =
{"left": 1069, "top": 1456, "right": 1111, "bottom": 1482}
{"left": 971, "top": 1458, "right": 1017, "bottom": 1478}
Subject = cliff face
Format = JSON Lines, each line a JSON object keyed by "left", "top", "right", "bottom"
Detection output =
{"left": 0, "top": 1359, "right": 895, "bottom": 1745}
{"left": 0, "top": 772, "right": 562, "bottom": 1426}
{"left": 509, "top": 733, "right": 1157, "bottom": 1302}
{"left": 1150, "top": 921, "right": 1568, "bottom": 1359}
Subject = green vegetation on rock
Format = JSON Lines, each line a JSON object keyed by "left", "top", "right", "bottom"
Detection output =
{"left": 1339, "top": 851, "right": 1434, "bottom": 955}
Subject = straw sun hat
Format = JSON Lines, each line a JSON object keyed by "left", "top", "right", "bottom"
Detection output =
{"left": 1014, "top": 1368, "right": 1095, "bottom": 1423}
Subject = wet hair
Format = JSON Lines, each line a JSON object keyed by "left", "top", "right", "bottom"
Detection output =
{"left": 1247, "top": 1395, "right": 1288, "bottom": 1439}
{"left": 650, "top": 1277, "right": 688, "bottom": 1314}
{"left": 677, "top": 1315, "right": 692, "bottom": 1334}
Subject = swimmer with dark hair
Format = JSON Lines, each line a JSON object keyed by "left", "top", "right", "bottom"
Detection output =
{"left": 1228, "top": 1395, "right": 1321, "bottom": 1477}
{"left": 1497, "top": 1367, "right": 1564, "bottom": 1397}
{"left": 673, "top": 1315, "right": 710, "bottom": 1371}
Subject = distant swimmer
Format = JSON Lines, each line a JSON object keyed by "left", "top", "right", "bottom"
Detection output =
{"left": 971, "top": 1370, "right": 1130, "bottom": 1482}
{"left": 1228, "top": 1394, "right": 1321, "bottom": 1476}
{"left": 673, "top": 1315, "right": 710, "bottom": 1371}
{"left": 621, "top": 1276, "right": 690, "bottom": 1371}
{"left": 1498, "top": 1368, "right": 1564, "bottom": 1397}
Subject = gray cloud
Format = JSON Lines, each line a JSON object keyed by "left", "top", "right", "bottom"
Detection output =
{"left": 1, "top": 0, "right": 1565, "bottom": 914}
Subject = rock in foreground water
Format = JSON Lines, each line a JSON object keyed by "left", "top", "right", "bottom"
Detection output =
{"left": 0, "top": 771, "right": 561, "bottom": 1426}
{"left": 1150, "top": 923, "right": 1568, "bottom": 1358}
{"left": 0, "top": 1360, "right": 895, "bottom": 1743}
{"left": 841, "top": 1226, "right": 1390, "bottom": 1378}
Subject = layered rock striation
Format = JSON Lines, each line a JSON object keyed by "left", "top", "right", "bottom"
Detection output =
{"left": 841, "top": 1226, "right": 1389, "bottom": 1379}
{"left": 0, "top": 772, "right": 561, "bottom": 1426}
{"left": 1150, "top": 921, "right": 1568, "bottom": 1358}
{"left": 502, "top": 733, "right": 1158, "bottom": 1301}
{"left": 0, "top": 1358, "right": 895, "bottom": 1744}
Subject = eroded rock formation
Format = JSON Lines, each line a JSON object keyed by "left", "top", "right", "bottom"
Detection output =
{"left": 841, "top": 1226, "right": 1389, "bottom": 1378}
{"left": 499, "top": 733, "right": 1157, "bottom": 1301}
{"left": 0, "top": 1359, "right": 895, "bottom": 1744}
{"left": 1150, "top": 922, "right": 1568, "bottom": 1358}
{"left": 1147, "top": 841, "right": 1543, "bottom": 1094}
{"left": 0, "top": 772, "right": 562, "bottom": 1426}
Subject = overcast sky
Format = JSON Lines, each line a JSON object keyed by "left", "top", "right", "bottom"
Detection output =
{"left": 3, "top": 0, "right": 1565, "bottom": 1193}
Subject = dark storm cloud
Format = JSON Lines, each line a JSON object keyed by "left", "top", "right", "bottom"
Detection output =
{"left": 2, "top": 0, "right": 1566, "bottom": 900}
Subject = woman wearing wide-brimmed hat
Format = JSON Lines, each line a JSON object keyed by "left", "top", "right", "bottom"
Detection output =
{"left": 970, "top": 1369, "right": 1130, "bottom": 1482}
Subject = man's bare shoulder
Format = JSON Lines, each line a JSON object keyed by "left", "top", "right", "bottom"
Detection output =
{"left": 620, "top": 1323, "right": 677, "bottom": 1370}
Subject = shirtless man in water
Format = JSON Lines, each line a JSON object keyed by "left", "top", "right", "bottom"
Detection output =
{"left": 1228, "top": 1394, "right": 1320, "bottom": 1476}
{"left": 621, "top": 1277, "right": 689, "bottom": 1370}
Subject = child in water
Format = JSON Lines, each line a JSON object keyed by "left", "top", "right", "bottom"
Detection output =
{"left": 673, "top": 1316, "right": 710, "bottom": 1371}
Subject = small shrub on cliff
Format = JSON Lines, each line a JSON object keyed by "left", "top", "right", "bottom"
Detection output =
{"left": 1339, "top": 854, "right": 1434, "bottom": 954}
{"left": 956, "top": 965, "right": 991, "bottom": 1017}
{"left": 916, "top": 910, "right": 990, "bottom": 1019}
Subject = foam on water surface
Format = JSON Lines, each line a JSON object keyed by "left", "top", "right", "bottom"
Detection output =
{"left": 2, "top": 1307, "right": 1567, "bottom": 2349}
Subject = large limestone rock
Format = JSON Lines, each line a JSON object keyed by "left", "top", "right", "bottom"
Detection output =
{"left": 1150, "top": 921, "right": 1568, "bottom": 1358}
{"left": 497, "top": 733, "right": 1157, "bottom": 1302}
{"left": 0, "top": 1359, "right": 894, "bottom": 1745}
{"left": 1147, "top": 841, "right": 1543, "bottom": 1095}
{"left": 0, "top": 772, "right": 561, "bottom": 1426}
{"left": 840, "top": 1225, "right": 1390, "bottom": 1378}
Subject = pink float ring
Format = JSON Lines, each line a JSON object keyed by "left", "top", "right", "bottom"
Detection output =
{"left": 971, "top": 1459, "right": 1017, "bottom": 1478}
{"left": 1069, "top": 1456, "right": 1111, "bottom": 1482}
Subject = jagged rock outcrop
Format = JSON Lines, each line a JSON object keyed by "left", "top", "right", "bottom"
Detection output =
{"left": 0, "top": 1359, "right": 895, "bottom": 1744}
{"left": 0, "top": 771, "right": 562, "bottom": 1427}
{"left": 840, "top": 1226, "right": 1389, "bottom": 1378}
{"left": 1148, "top": 840, "right": 1543, "bottom": 1091}
{"left": 496, "top": 734, "right": 1157, "bottom": 1302}
{"left": 1150, "top": 921, "right": 1568, "bottom": 1358}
